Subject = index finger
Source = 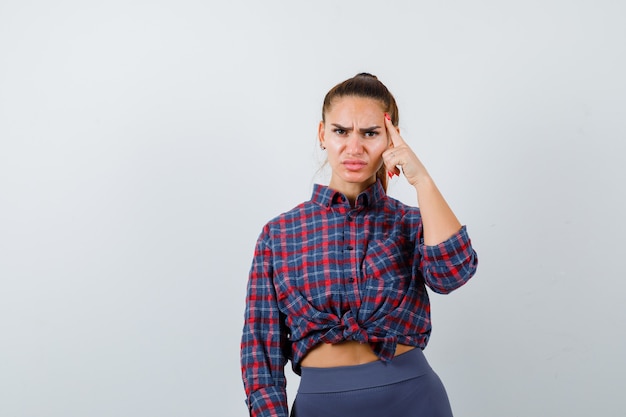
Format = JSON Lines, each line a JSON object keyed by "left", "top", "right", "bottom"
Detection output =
{"left": 384, "top": 113, "right": 405, "bottom": 147}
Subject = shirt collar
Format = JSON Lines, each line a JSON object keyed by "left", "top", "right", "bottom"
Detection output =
{"left": 311, "top": 179, "right": 386, "bottom": 209}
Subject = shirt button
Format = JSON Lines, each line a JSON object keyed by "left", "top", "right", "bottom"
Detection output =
{"left": 346, "top": 246, "right": 354, "bottom": 250}
{"left": 348, "top": 278, "right": 355, "bottom": 283}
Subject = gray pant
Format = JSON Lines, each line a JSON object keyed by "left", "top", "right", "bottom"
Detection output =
{"left": 291, "top": 348, "right": 454, "bottom": 417}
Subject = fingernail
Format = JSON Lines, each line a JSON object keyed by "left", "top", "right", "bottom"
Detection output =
{"left": 388, "top": 171, "right": 393, "bottom": 178}
{"left": 384, "top": 113, "right": 391, "bottom": 121}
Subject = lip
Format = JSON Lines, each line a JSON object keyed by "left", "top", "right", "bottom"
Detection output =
{"left": 342, "top": 159, "right": 367, "bottom": 171}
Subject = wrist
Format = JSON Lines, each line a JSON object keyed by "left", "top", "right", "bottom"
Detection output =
{"left": 410, "top": 173, "right": 434, "bottom": 189}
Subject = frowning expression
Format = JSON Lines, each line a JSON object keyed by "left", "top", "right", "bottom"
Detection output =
{"left": 319, "top": 96, "right": 390, "bottom": 196}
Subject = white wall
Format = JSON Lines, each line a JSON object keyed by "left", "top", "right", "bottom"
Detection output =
{"left": 1, "top": 1, "right": 624, "bottom": 416}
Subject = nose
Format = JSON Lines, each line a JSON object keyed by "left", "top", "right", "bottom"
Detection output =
{"left": 346, "top": 133, "right": 363, "bottom": 155}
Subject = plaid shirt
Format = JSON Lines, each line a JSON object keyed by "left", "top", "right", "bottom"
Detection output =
{"left": 241, "top": 180, "right": 478, "bottom": 417}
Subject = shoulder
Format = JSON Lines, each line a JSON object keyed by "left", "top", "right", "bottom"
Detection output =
{"left": 381, "top": 194, "right": 421, "bottom": 221}
{"left": 258, "top": 199, "right": 320, "bottom": 238}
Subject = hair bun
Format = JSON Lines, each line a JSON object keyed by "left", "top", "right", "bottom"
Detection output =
{"left": 356, "top": 72, "right": 378, "bottom": 79}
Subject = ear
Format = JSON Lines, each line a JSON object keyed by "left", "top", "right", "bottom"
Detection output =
{"left": 318, "top": 121, "right": 326, "bottom": 148}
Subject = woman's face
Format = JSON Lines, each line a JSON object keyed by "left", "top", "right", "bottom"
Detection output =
{"left": 319, "top": 96, "right": 391, "bottom": 196}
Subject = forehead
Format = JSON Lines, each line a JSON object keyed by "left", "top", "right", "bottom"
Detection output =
{"left": 326, "top": 96, "right": 386, "bottom": 119}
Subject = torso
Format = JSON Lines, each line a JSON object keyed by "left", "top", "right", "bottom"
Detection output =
{"left": 263, "top": 183, "right": 434, "bottom": 368}
{"left": 300, "top": 341, "right": 415, "bottom": 368}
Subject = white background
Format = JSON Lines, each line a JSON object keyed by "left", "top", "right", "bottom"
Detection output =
{"left": 1, "top": 1, "right": 625, "bottom": 416}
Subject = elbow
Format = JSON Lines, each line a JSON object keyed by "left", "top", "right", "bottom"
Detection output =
{"left": 425, "top": 253, "right": 478, "bottom": 294}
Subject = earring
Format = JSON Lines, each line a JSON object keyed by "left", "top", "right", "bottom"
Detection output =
{"left": 320, "top": 144, "right": 326, "bottom": 150}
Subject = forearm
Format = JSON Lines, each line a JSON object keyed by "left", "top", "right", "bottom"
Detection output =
{"left": 242, "top": 231, "right": 290, "bottom": 417}
{"left": 414, "top": 175, "right": 462, "bottom": 246}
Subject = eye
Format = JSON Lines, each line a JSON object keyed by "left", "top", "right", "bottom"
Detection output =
{"left": 333, "top": 128, "right": 347, "bottom": 135}
{"left": 363, "top": 131, "right": 379, "bottom": 138}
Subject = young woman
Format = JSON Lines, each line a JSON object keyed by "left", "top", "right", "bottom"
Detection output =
{"left": 241, "top": 73, "right": 478, "bottom": 417}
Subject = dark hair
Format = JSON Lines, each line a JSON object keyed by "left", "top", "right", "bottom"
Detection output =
{"left": 321, "top": 73, "right": 399, "bottom": 190}
{"left": 322, "top": 73, "right": 399, "bottom": 125}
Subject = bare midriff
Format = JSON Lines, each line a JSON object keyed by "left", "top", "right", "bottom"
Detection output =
{"left": 300, "top": 341, "right": 415, "bottom": 368}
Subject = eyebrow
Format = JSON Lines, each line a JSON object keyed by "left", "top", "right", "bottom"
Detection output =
{"left": 331, "top": 123, "right": 382, "bottom": 133}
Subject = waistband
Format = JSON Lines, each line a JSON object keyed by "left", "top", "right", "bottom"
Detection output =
{"left": 298, "top": 348, "right": 432, "bottom": 394}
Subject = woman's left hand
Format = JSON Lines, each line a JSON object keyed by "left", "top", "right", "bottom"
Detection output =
{"left": 382, "top": 113, "right": 462, "bottom": 244}
{"left": 382, "top": 114, "right": 430, "bottom": 187}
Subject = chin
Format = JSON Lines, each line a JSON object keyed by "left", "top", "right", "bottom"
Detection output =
{"left": 343, "top": 174, "right": 376, "bottom": 184}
